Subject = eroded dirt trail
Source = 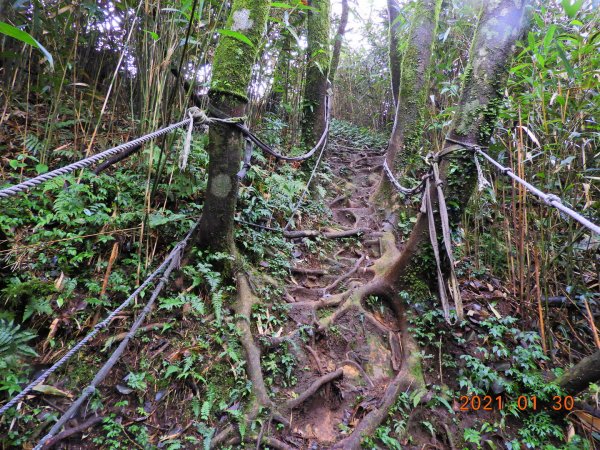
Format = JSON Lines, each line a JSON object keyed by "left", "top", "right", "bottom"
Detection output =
{"left": 276, "top": 140, "right": 406, "bottom": 447}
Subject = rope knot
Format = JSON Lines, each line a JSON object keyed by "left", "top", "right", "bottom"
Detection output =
{"left": 545, "top": 194, "right": 561, "bottom": 205}
{"left": 186, "top": 106, "right": 210, "bottom": 124}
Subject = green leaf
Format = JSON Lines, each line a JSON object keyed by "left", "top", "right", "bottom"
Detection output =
{"left": 270, "top": 2, "right": 293, "bottom": 7}
{"left": 560, "top": 0, "right": 583, "bottom": 18}
{"left": 555, "top": 42, "right": 575, "bottom": 78}
{"left": 35, "top": 163, "right": 48, "bottom": 174}
{"left": 9, "top": 159, "right": 25, "bottom": 169}
{"left": 144, "top": 30, "right": 160, "bottom": 41}
{"left": 217, "top": 29, "right": 254, "bottom": 48}
{"left": 543, "top": 24, "right": 556, "bottom": 49}
{"left": 0, "top": 22, "right": 54, "bottom": 70}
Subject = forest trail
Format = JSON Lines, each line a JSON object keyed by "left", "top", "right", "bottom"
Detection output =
{"left": 275, "top": 139, "right": 406, "bottom": 446}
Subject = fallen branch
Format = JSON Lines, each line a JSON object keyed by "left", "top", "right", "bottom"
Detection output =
{"left": 283, "top": 228, "right": 367, "bottom": 239}
{"left": 290, "top": 267, "right": 328, "bottom": 276}
{"left": 102, "top": 322, "right": 167, "bottom": 348}
{"left": 556, "top": 350, "right": 600, "bottom": 395}
{"left": 42, "top": 415, "right": 105, "bottom": 449}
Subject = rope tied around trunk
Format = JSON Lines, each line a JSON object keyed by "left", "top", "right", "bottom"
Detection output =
{"left": 179, "top": 107, "right": 246, "bottom": 171}
{"left": 421, "top": 144, "right": 469, "bottom": 324}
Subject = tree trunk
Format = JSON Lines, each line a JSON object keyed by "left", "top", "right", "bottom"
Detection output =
{"left": 301, "top": 0, "right": 331, "bottom": 146}
{"left": 556, "top": 350, "right": 600, "bottom": 395}
{"left": 196, "top": 0, "right": 270, "bottom": 254}
{"left": 373, "top": 0, "right": 442, "bottom": 206}
{"left": 328, "top": 0, "right": 349, "bottom": 85}
{"left": 387, "top": 0, "right": 531, "bottom": 300}
{"left": 387, "top": 0, "right": 402, "bottom": 108}
{"left": 266, "top": 31, "right": 292, "bottom": 114}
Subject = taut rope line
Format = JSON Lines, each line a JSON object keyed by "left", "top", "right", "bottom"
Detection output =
{"left": 444, "top": 137, "right": 600, "bottom": 235}
{"left": 0, "top": 221, "right": 198, "bottom": 416}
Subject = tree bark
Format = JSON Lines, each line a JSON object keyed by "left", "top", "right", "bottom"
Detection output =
{"left": 387, "top": 0, "right": 531, "bottom": 299}
{"left": 373, "top": 0, "right": 442, "bottom": 205}
{"left": 328, "top": 0, "right": 349, "bottom": 85}
{"left": 196, "top": 0, "right": 271, "bottom": 253}
{"left": 556, "top": 350, "right": 600, "bottom": 395}
{"left": 387, "top": 0, "right": 402, "bottom": 108}
{"left": 301, "top": 0, "right": 331, "bottom": 146}
{"left": 266, "top": 31, "right": 292, "bottom": 114}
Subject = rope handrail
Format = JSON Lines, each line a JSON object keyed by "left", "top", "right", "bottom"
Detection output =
{"left": 444, "top": 137, "right": 600, "bottom": 235}
{"left": 203, "top": 91, "right": 331, "bottom": 163}
{"left": 0, "top": 222, "right": 197, "bottom": 416}
{"left": 173, "top": 68, "right": 332, "bottom": 163}
{"left": 0, "top": 119, "right": 190, "bottom": 199}
{"left": 382, "top": 158, "right": 426, "bottom": 196}
{"left": 0, "top": 110, "right": 245, "bottom": 200}
{"left": 33, "top": 221, "right": 197, "bottom": 449}
{"left": 283, "top": 95, "right": 332, "bottom": 230}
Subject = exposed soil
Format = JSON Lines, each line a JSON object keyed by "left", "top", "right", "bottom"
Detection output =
{"left": 274, "top": 143, "right": 398, "bottom": 446}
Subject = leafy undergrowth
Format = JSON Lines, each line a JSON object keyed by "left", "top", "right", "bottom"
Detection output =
{"left": 0, "top": 118, "right": 597, "bottom": 449}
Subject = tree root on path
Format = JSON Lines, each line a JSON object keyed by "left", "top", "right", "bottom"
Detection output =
{"left": 333, "top": 316, "right": 424, "bottom": 450}
{"left": 212, "top": 273, "right": 347, "bottom": 448}
{"left": 283, "top": 227, "right": 368, "bottom": 239}
{"left": 217, "top": 225, "right": 431, "bottom": 448}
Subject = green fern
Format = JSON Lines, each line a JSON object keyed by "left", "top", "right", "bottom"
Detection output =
{"left": 211, "top": 290, "right": 223, "bottom": 325}
{"left": 23, "top": 298, "right": 53, "bottom": 321}
{"left": 0, "top": 320, "right": 37, "bottom": 370}
{"left": 23, "top": 134, "right": 44, "bottom": 155}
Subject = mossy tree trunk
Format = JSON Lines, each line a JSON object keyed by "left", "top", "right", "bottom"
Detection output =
{"left": 556, "top": 350, "right": 600, "bottom": 395}
{"left": 328, "top": 0, "right": 349, "bottom": 85}
{"left": 266, "top": 31, "right": 292, "bottom": 114}
{"left": 373, "top": 0, "right": 442, "bottom": 205}
{"left": 386, "top": 0, "right": 531, "bottom": 299}
{"left": 387, "top": 0, "right": 402, "bottom": 107}
{"left": 301, "top": 0, "right": 331, "bottom": 146}
{"left": 196, "top": 0, "right": 270, "bottom": 254}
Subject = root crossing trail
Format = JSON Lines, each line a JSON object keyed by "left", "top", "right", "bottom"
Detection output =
{"left": 236, "top": 139, "right": 423, "bottom": 449}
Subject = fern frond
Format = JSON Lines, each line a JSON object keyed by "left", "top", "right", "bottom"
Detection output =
{"left": 0, "top": 320, "right": 37, "bottom": 369}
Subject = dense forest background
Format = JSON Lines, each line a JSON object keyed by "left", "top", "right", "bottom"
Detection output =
{"left": 0, "top": 0, "right": 598, "bottom": 448}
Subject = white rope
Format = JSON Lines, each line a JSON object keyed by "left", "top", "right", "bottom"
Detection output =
{"left": 476, "top": 148, "right": 600, "bottom": 235}
{"left": 444, "top": 137, "right": 600, "bottom": 235}
{"left": 474, "top": 152, "right": 491, "bottom": 192}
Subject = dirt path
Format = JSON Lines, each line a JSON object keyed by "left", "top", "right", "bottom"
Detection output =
{"left": 272, "top": 141, "right": 408, "bottom": 447}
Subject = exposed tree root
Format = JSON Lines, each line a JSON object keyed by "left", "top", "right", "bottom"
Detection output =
{"left": 333, "top": 319, "right": 424, "bottom": 450}
{"left": 213, "top": 272, "right": 350, "bottom": 447}
{"left": 285, "top": 368, "right": 343, "bottom": 410}
{"left": 283, "top": 227, "right": 368, "bottom": 239}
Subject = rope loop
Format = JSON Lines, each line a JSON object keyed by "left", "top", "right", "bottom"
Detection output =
{"left": 545, "top": 194, "right": 562, "bottom": 205}
{"left": 186, "top": 106, "right": 211, "bottom": 124}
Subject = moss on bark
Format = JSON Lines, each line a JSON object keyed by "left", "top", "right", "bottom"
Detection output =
{"left": 197, "top": 0, "right": 270, "bottom": 255}
{"left": 301, "top": 0, "right": 331, "bottom": 146}
{"left": 210, "top": 0, "right": 271, "bottom": 101}
{"left": 387, "top": 0, "right": 531, "bottom": 303}
{"left": 373, "top": 0, "right": 442, "bottom": 206}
